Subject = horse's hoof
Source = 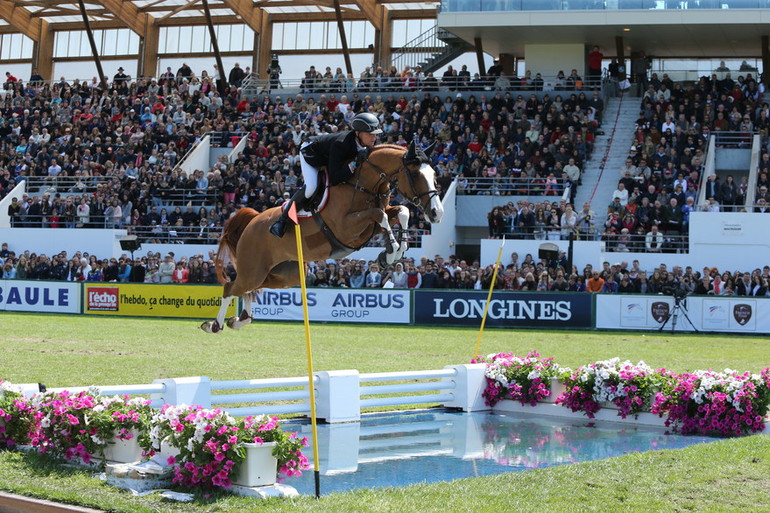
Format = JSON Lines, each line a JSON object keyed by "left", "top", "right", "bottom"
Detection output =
{"left": 200, "top": 321, "right": 222, "bottom": 333}
{"left": 377, "top": 251, "right": 389, "bottom": 269}
{"left": 226, "top": 316, "right": 238, "bottom": 329}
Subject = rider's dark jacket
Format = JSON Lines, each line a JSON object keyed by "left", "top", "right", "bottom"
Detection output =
{"left": 301, "top": 130, "right": 362, "bottom": 186}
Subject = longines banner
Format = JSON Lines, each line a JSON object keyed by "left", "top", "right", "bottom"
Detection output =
{"left": 250, "top": 288, "right": 411, "bottom": 324}
{"left": 413, "top": 291, "right": 593, "bottom": 328}
{"left": 596, "top": 295, "right": 770, "bottom": 333}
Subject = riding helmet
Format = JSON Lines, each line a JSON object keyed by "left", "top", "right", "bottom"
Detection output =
{"left": 351, "top": 112, "right": 383, "bottom": 134}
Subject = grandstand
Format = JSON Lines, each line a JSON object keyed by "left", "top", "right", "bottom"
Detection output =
{"left": 1, "top": 0, "right": 769, "bottom": 281}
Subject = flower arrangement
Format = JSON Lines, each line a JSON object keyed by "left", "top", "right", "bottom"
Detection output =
{"left": 473, "top": 351, "right": 567, "bottom": 407}
{"left": 0, "top": 380, "right": 33, "bottom": 448}
{"left": 556, "top": 358, "right": 664, "bottom": 419}
{"left": 27, "top": 389, "right": 154, "bottom": 464}
{"left": 148, "top": 405, "right": 309, "bottom": 489}
{"left": 651, "top": 368, "right": 770, "bottom": 436}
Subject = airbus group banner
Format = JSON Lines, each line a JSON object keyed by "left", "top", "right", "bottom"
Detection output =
{"left": 250, "top": 288, "right": 411, "bottom": 324}
{"left": 0, "top": 280, "right": 81, "bottom": 313}
{"left": 596, "top": 295, "right": 770, "bottom": 333}
{"left": 413, "top": 291, "right": 593, "bottom": 328}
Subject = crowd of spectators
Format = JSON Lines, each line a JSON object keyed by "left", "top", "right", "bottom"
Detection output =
{"left": 484, "top": 69, "right": 770, "bottom": 249}
{"left": 1, "top": 59, "right": 605, "bottom": 245}
{"left": 2, "top": 240, "right": 768, "bottom": 297}
{"left": 601, "top": 70, "right": 770, "bottom": 251}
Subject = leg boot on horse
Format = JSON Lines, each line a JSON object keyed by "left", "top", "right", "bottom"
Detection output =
{"left": 270, "top": 187, "right": 308, "bottom": 238}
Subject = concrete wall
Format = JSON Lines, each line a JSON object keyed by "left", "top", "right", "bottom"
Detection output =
{"left": 480, "top": 212, "right": 770, "bottom": 273}
{"left": 0, "top": 181, "right": 26, "bottom": 229}
{"left": 524, "top": 44, "right": 585, "bottom": 79}
{"left": 715, "top": 148, "right": 751, "bottom": 172}
{"left": 177, "top": 134, "right": 211, "bottom": 177}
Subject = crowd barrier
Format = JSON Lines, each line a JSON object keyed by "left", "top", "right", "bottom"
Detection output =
{"left": 3, "top": 280, "right": 770, "bottom": 333}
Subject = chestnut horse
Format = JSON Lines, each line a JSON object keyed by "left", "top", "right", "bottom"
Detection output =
{"left": 201, "top": 140, "right": 443, "bottom": 333}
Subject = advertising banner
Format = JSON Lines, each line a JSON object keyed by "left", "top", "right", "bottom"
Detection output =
{"left": 596, "top": 295, "right": 770, "bottom": 333}
{"left": 83, "top": 283, "right": 237, "bottom": 319}
{"left": 250, "top": 288, "right": 411, "bottom": 324}
{"left": 0, "top": 280, "right": 81, "bottom": 313}
{"left": 413, "top": 291, "right": 593, "bottom": 328}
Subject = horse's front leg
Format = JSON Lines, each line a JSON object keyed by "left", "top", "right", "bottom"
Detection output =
{"left": 344, "top": 207, "right": 400, "bottom": 267}
{"left": 386, "top": 205, "right": 410, "bottom": 261}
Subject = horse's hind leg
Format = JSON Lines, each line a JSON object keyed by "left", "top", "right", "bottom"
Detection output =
{"left": 201, "top": 294, "right": 235, "bottom": 333}
{"left": 227, "top": 293, "right": 253, "bottom": 330}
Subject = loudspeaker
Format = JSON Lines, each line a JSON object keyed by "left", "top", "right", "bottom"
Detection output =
{"left": 119, "top": 235, "right": 141, "bottom": 252}
{"left": 538, "top": 242, "right": 559, "bottom": 261}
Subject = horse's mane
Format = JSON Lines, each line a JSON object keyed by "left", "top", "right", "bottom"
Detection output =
{"left": 372, "top": 144, "right": 407, "bottom": 153}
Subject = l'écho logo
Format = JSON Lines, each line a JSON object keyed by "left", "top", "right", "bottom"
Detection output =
{"left": 88, "top": 287, "right": 119, "bottom": 311}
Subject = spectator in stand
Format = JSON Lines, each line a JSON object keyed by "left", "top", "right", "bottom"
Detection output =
{"left": 645, "top": 225, "right": 664, "bottom": 253}
{"left": 158, "top": 254, "right": 175, "bottom": 283}
{"left": 586, "top": 270, "right": 605, "bottom": 292}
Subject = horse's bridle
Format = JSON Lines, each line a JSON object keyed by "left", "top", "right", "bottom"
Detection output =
{"left": 345, "top": 152, "right": 440, "bottom": 215}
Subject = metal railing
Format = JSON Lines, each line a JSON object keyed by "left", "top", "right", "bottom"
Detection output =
{"left": 239, "top": 72, "right": 604, "bottom": 95}
{"left": 22, "top": 176, "right": 113, "bottom": 196}
{"left": 457, "top": 177, "right": 573, "bottom": 196}
{"left": 372, "top": 25, "right": 448, "bottom": 76}
{"left": 440, "top": 0, "right": 770, "bottom": 12}
{"left": 210, "top": 130, "right": 248, "bottom": 148}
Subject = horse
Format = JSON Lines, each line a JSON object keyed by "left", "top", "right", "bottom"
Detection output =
{"left": 201, "top": 140, "right": 444, "bottom": 333}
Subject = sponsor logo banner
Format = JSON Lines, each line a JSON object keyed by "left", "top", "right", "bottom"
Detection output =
{"left": 0, "top": 280, "right": 81, "bottom": 313}
{"left": 413, "top": 291, "right": 592, "bottom": 328}
{"left": 84, "top": 283, "right": 237, "bottom": 319}
{"left": 250, "top": 289, "right": 410, "bottom": 323}
{"left": 650, "top": 301, "right": 671, "bottom": 324}
{"left": 87, "top": 287, "right": 119, "bottom": 311}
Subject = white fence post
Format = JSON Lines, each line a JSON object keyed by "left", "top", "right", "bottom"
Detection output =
{"left": 152, "top": 376, "right": 211, "bottom": 408}
{"left": 18, "top": 383, "right": 43, "bottom": 398}
{"left": 440, "top": 364, "right": 489, "bottom": 412}
{"left": 315, "top": 370, "right": 360, "bottom": 423}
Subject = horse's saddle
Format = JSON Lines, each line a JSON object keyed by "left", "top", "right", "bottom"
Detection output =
{"left": 296, "top": 169, "right": 331, "bottom": 218}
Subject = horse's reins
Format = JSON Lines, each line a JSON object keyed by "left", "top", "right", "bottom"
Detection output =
{"left": 347, "top": 152, "right": 439, "bottom": 216}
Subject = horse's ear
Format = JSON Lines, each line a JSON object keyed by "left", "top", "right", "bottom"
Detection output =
{"left": 406, "top": 140, "right": 416, "bottom": 160}
{"left": 424, "top": 141, "right": 436, "bottom": 157}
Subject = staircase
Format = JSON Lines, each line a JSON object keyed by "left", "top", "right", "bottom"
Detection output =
{"left": 574, "top": 95, "right": 642, "bottom": 213}
{"left": 376, "top": 26, "right": 473, "bottom": 74}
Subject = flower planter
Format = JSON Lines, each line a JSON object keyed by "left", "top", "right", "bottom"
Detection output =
{"left": 544, "top": 377, "right": 566, "bottom": 404}
{"left": 233, "top": 442, "right": 277, "bottom": 488}
{"left": 103, "top": 429, "right": 144, "bottom": 464}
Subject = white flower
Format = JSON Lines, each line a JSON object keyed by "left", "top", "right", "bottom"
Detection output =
{"left": 527, "top": 370, "right": 541, "bottom": 380}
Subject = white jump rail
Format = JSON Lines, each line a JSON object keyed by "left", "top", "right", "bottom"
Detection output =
{"left": 20, "top": 364, "right": 491, "bottom": 424}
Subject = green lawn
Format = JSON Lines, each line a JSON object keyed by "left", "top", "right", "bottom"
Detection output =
{"left": 1, "top": 313, "right": 770, "bottom": 512}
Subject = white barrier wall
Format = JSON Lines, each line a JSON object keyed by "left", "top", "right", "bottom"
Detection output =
{"left": 0, "top": 181, "right": 26, "bottom": 228}
{"left": 596, "top": 294, "right": 770, "bottom": 333}
{"left": 177, "top": 134, "right": 211, "bottom": 176}
{"left": 481, "top": 212, "right": 770, "bottom": 272}
{"left": 1, "top": 228, "right": 125, "bottom": 259}
{"left": 0, "top": 280, "right": 81, "bottom": 313}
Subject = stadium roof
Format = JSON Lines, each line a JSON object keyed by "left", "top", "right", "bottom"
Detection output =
{"left": 0, "top": 0, "right": 438, "bottom": 33}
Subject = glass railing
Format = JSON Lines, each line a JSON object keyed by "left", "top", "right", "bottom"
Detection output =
{"left": 440, "top": 0, "right": 770, "bottom": 13}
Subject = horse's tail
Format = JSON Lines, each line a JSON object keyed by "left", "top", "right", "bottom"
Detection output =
{"left": 215, "top": 208, "right": 259, "bottom": 284}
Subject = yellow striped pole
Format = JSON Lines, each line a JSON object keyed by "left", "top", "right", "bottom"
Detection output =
{"left": 472, "top": 240, "right": 505, "bottom": 360}
{"left": 293, "top": 222, "right": 321, "bottom": 499}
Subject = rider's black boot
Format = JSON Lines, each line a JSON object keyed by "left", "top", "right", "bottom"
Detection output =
{"left": 269, "top": 187, "right": 308, "bottom": 238}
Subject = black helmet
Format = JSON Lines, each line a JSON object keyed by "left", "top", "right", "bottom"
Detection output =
{"left": 351, "top": 112, "right": 382, "bottom": 134}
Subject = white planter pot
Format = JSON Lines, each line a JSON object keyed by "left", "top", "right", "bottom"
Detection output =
{"left": 233, "top": 442, "right": 277, "bottom": 488}
{"left": 104, "top": 429, "right": 144, "bottom": 464}
{"left": 545, "top": 377, "right": 566, "bottom": 404}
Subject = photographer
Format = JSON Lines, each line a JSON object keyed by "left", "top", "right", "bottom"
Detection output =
{"left": 660, "top": 271, "right": 688, "bottom": 298}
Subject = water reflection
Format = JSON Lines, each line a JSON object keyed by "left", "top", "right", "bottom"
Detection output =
{"left": 283, "top": 410, "right": 714, "bottom": 495}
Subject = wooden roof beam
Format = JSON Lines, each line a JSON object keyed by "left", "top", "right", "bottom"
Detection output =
{"left": 350, "top": 0, "right": 382, "bottom": 31}
{"left": 92, "top": 0, "right": 153, "bottom": 37}
{"left": 217, "top": 0, "right": 263, "bottom": 34}
{"left": 0, "top": 0, "right": 44, "bottom": 40}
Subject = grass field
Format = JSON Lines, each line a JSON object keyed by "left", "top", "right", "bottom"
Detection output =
{"left": 1, "top": 312, "right": 770, "bottom": 512}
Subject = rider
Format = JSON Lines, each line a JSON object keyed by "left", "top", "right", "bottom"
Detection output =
{"left": 270, "top": 112, "right": 383, "bottom": 238}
